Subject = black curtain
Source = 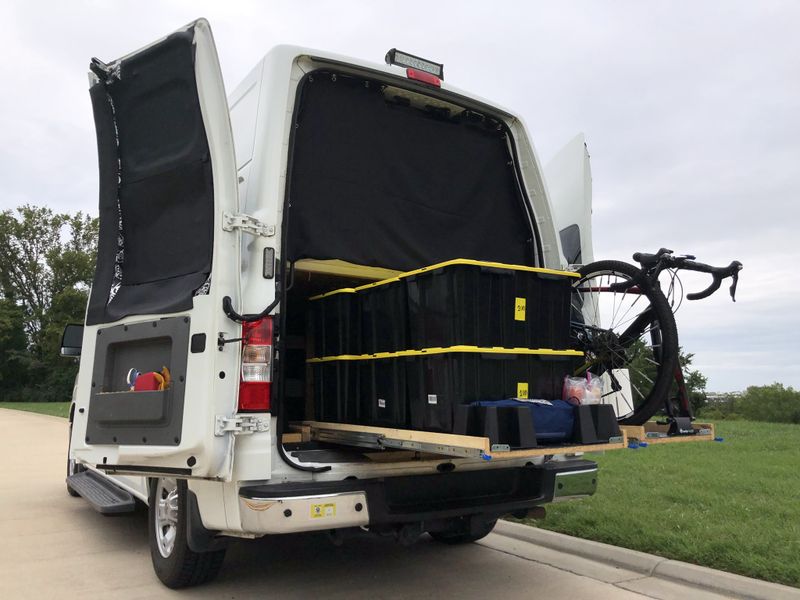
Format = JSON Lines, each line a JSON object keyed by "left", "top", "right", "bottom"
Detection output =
{"left": 286, "top": 72, "right": 535, "bottom": 272}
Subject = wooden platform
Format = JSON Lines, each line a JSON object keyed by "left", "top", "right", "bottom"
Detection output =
{"left": 294, "top": 421, "right": 629, "bottom": 460}
{"left": 619, "top": 422, "right": 716, "bottom": 444}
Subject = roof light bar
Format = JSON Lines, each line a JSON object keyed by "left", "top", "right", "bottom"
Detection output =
{"left": 385, "top": 48, "right": 444, "bottom": 80}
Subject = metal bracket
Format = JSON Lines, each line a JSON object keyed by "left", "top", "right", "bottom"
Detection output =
{"left": 215, "top": 415, "right": 270, "bottom": 436}
{"left": 222, "top": 212, "right": 275, "bottom": 237}
{"left": 217, "top": 332, "right": 244, "bottom": 351}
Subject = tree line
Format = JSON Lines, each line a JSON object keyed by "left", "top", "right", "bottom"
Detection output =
{"left": 698, "top": 383, "right": 800, "bottom": 424}
{"left": 0, "top": 205, "right": 97, "bottom": 402}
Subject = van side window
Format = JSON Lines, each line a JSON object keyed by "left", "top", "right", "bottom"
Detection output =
{"left": 559, "top": 224, "right": 581, "bottom": 265}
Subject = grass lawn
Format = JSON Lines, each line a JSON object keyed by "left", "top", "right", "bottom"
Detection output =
{"left": 0, "top": 402, "right": 71, "bottom": 419}
{"left": 516, "top": 420, "right": 800, "bottom": 587}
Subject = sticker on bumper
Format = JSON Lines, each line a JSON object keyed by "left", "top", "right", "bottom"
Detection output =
{"left": 310, "top": 503, "right": 336, "bottom": 519}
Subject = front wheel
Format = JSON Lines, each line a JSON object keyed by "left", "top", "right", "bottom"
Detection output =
{"left": 571, "top": 260, "right": 679, "bottom": 425}
{"left": 148, "top": 478, "right": 226, "bottom": 588}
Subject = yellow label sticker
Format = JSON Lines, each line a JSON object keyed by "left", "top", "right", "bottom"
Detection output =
{"left": 517, "top": 382, "right": 529, "bottom": 399}
{"left": 310, "top": 503, "right": 337, "bottom": 519}
{"left": 514, "top": 297, "right": 526, "bottom": 321}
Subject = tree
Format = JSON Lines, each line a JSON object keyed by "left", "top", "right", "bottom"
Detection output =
{"left": 0, "top": 205, "right": 98, "bottom": 401}
{"left": 0, "top": 299, "right": 30, "bottom": 394}
{"left": 680, "top": 350, "right": 708, "bottom": 413}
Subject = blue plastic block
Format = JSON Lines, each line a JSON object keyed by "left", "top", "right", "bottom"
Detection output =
{"left": 714, "top": 437, "right": 724, "bottom": 442}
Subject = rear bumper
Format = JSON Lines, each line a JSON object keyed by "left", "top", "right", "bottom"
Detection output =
{"left": 238, "top": 459, "right": 597, "bottom": 534}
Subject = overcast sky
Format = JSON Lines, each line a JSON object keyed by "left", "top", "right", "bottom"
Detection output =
{"left": 1, "top": 1, "right": 797, "bottom": 391}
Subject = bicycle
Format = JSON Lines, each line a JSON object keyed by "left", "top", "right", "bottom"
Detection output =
{"left": 570, "top": 248, "right": 742, "bottom": 426}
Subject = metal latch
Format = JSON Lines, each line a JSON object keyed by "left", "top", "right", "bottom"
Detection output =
{"left": 215, "top": 415, "right": 270, "bottom": 436}
{"left": 222, "top": 212, "right": 275, "bottom": 237}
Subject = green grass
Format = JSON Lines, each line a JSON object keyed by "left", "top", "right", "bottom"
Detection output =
{"left": 0, "top": 401, "right": 70, "bottom": 418}
{"left": 516, "top": 420, "right": 800, "bottom": 587}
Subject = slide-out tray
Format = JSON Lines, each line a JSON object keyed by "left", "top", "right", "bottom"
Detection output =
{"left": 620, "top": 422, "right": 716, "bottom": 444}
{"left": 294, "top": 420, "right": 628, "bottom": 460}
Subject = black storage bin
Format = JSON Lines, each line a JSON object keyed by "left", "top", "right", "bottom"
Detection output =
{"left": 406, "top": 265, "right": 493, "bottom": 349}
{"left": 405, "top": 351, "right": 579, "bottom": 433}
{"left": 502, "top": 354, "right": 577, "bottom": 401}
{"left": 310, "top": 291, "right": 360, "bottom": 358}
{"left": 406, "top": 354, "right": 457, "bottom": 433}
{"left": 313, "top": 360, "right": 359, "bottom": 424}
{"left": 359, "top": 357, "right": 408, "bottom": 428}
{"left": 360, "top": 279, "right": 408, "bottom": 354}
{"left": 518, "top": 272, "right": 573, "bottom": 351}
{"left": 405, "top": 261, "right": 575, "bottom": 351}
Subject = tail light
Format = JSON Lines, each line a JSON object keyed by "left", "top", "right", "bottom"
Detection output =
{"left": 239, "top": 317, "right": 273, "bottom": 412}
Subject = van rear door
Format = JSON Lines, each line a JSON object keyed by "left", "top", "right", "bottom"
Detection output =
{"left": 72, "top": 19, "right": 242, "bottom": 479}
{"left": 545, "top": 133, "right": 594, "bottom": 267}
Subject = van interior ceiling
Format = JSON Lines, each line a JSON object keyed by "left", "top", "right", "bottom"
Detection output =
{"left": 277, "top": 70, "right": 542, "bottom": 458}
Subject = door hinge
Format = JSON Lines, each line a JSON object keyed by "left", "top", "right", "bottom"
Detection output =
{"left": 215, "top": 414, "right": 271, "bottom": 436}
{"left": 222, "top": 212, "right": 276, "bottom": 237}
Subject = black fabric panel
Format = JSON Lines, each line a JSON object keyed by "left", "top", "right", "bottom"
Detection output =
{"left": 286, "top": 73, "right": 534, "bottom": 272}
{"left": 86, "top": 84, "right": 121, "bottom": 324}
{"left": 112, "top": 32, "right": 209, "bottom": 184}
{"left": 103, "top": 273, "right": 210, "bottom": 323}
{"left": 120, "top": 160, "right": 213, "bottom": 284}
{"left": 86, "top": 29, "right": 213, "bottom": 325}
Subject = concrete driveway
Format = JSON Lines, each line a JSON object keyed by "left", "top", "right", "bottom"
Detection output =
{"left": 0, "top": 408, "right": 757, "bottom": 599}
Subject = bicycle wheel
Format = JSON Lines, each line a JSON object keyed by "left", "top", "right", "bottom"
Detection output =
{"left": 570, "top": 260, "right": 679, "bottom": 425}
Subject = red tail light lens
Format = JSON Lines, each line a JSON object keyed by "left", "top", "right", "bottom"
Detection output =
{"left": 239, "top": 317, "right": 272, "bottom": 412}
{"left": 406, "top": 67, "right": 441, "bottom": 87}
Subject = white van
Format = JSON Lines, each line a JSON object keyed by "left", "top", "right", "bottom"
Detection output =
{"left": 64, "top": 19, "right": 597, "bottom": 588}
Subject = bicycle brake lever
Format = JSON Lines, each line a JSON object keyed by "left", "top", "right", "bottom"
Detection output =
{"left": 729, "top": 266, "right": 742, "bottom": 302}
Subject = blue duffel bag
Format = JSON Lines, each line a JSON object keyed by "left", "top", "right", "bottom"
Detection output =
{"left": 470, "top": 399, "right": 576, "bottom": 443}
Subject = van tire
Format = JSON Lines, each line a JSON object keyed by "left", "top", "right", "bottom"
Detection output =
{"left": 429, "top": 518, "right": 497, "bottom": 544}
{"left": 148, "top": 478, "right": 226, "bottom": 588}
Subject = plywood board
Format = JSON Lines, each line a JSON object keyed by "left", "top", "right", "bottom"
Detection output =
{"left": 301, "top": 421, "right": 628, "bottom": 460}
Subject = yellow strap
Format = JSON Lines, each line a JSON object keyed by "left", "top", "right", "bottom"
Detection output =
{"left": 307, "top": 345, "right": 583, "bottom": 363}
{"left": 309, "top": 258, "right": 579, "bottom": 301}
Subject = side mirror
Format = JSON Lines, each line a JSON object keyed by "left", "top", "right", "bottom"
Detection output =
{"left": 60, "top": 324, "right": 84, "bottom": 357}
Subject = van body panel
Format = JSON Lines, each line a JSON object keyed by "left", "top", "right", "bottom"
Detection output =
{"left": 72, "top": 20, "right": 243, "bottom": 480}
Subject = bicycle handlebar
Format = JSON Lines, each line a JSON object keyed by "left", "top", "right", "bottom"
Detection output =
{"left": 633, "top": 249, "right": 743, "bottom": 302}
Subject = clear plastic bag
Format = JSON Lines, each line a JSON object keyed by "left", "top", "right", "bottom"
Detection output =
{"left": 562, "top": 373, "right": 604, "bottom": 405}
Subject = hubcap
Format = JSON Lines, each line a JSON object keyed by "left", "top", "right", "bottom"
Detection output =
{"left": 154, "top": 477, "right": 179, "bottom": 558}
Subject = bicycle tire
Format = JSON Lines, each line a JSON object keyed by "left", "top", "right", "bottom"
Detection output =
{"left": 573, "top": 260, "right": 679, "bottom": 425}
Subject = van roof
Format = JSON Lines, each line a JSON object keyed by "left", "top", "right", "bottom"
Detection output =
{"left": 229, "top": 44, "right": 520, "bottom": 122}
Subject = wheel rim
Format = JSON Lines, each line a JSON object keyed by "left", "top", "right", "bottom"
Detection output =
{"left": 154, "top": 477, "right": 179, "bottom": 558}
{"left": 571, "top": 268, "right": 666, "bottom": 419}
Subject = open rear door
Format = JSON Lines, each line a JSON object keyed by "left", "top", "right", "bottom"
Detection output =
{"left": 545, "top": 133, "right": 594, "bottom": 268}
{"left": 71, "top": 19, "right": 242, "bottom": 479}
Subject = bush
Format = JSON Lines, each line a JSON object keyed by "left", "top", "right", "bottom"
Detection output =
{"left": 737, "top": 383, "right": 800, "bottom": 424}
